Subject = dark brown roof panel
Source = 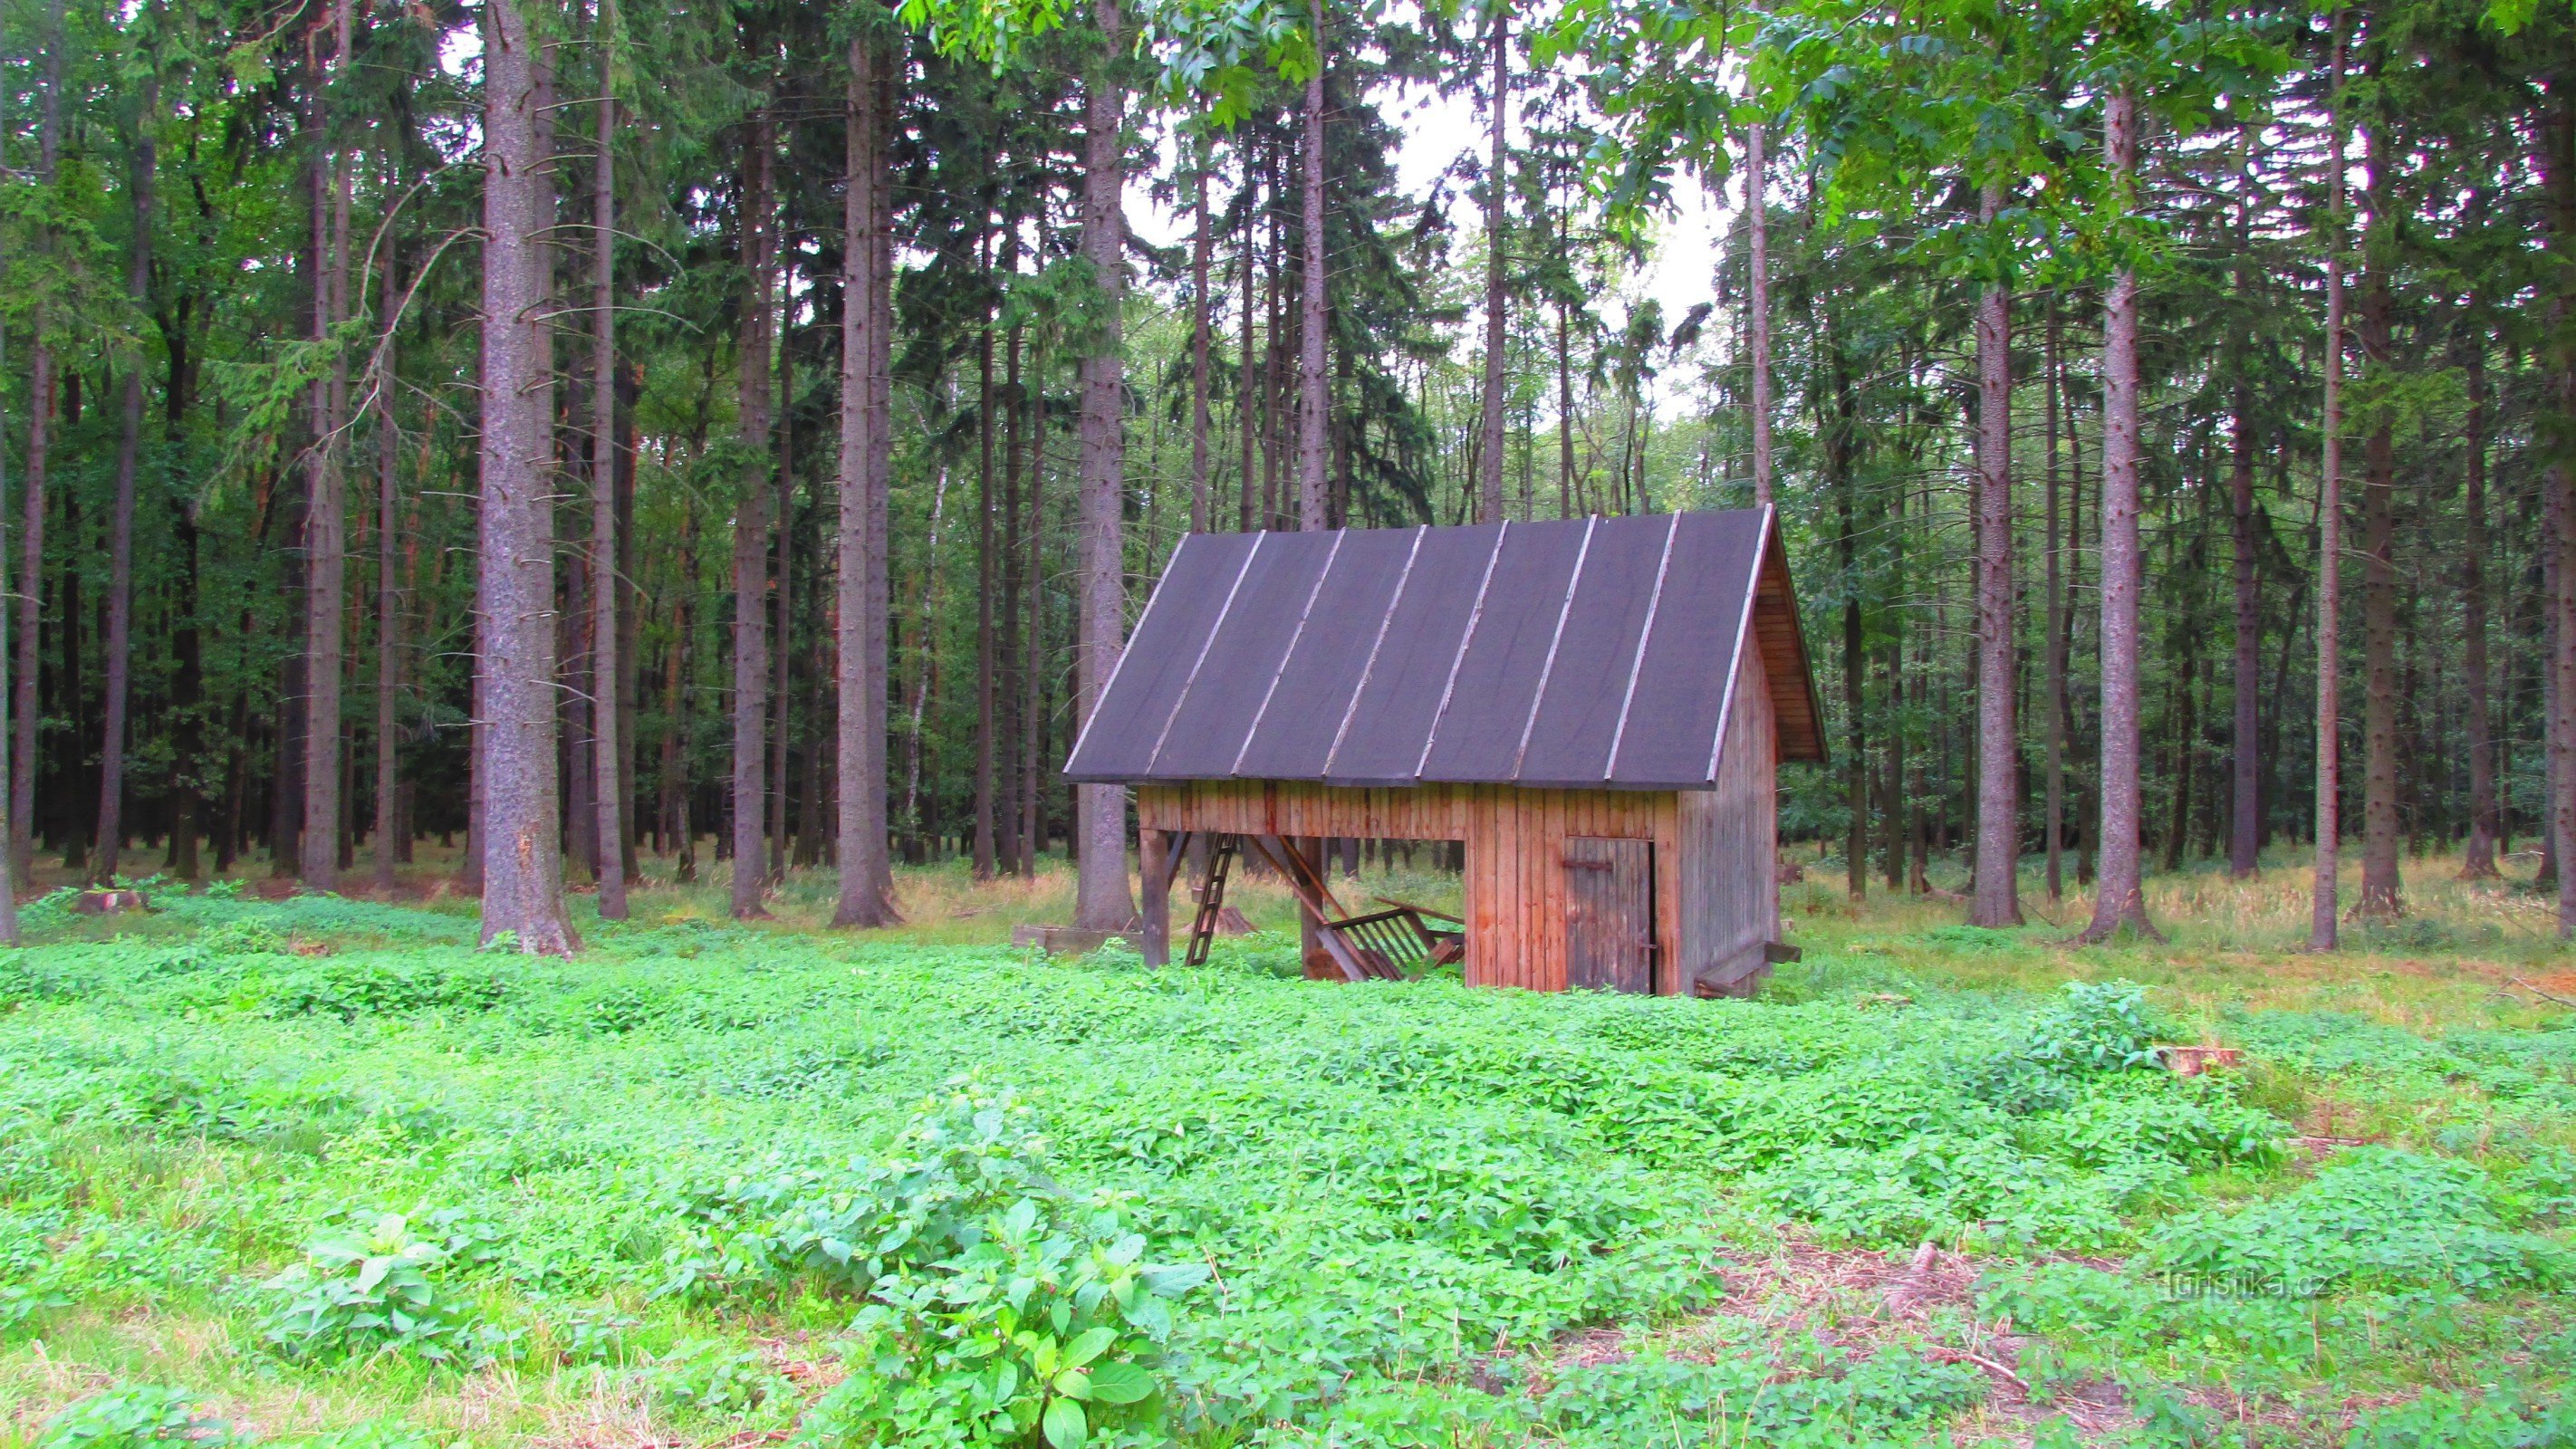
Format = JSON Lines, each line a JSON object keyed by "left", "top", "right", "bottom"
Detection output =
{"left": 1060, "top": 533, "right": 1249, "bottom": 782}
{"left": 1147, "top": 530, "right": 1340, "bottom": 779}
{"left": 1064, "top": 509, "right": 1815, "bottom": 790}
{"left": 1605, "top": 510, "right": 1762, "bottom": 786}
{"left": 1322, "top": 523, "right": 1503, "bottom": 785}
{"left": 1418, "top": 520, "right": 1591, "bottom": 782}
{"left": 1516, "top": 514, "right": 1679, "bottom": 787}
{"left": 1231, "top": 525, "right": 1422, "bottom": 780}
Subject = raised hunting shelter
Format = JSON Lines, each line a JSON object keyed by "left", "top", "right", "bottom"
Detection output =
{"left": 1064, "top": 509, "right": 1824, "bottom": 997}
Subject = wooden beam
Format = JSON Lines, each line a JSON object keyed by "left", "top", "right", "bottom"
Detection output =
{"left": 1138, "top": 829, "right": 1187, "bottom": 967}
{"left": 1245, "top": 833, "right": 1370, "bottom": 983}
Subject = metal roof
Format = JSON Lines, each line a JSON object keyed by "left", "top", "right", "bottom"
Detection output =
{"left": 1063, "top": 508, "right": 1826, "bottom": 790}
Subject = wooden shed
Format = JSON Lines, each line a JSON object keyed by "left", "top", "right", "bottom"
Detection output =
{"left": 1063, "top": 508, "right": 1825, "bottom": 997}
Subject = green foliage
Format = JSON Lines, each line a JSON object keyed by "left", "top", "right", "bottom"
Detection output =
{"left": 805, "top": 1195, "right": 1203, "bottom": 1449}
{"left": 35, "top": 1387, "right": 236, "bottom": 1449}
{"left": 646, "top": 1339, "right": 793, "bottom": 1419}
{"left": 258, "top": 962, "right": 516, "bottom": 1022}
{"left": 261, "top": 1209, "right": 508, "bottom": 1366}
{"left": 2141, "top": 1147, "right": 2576, "bottom": 1299}
{"left": 5, "top": 906, "right": 2574, "bottom": 1438}
{"left": 2023, "top": 979, "right": 2169, "bottom": 1073}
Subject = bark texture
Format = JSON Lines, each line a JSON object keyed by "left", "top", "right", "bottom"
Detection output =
{"left": 1969, "top": 183, "right": 2019, "bottom": 927}
{"left": 2461, "top": 349, "right": 2498, "bottom": 878}
{"left": 832, "top": 34, "right": 898, "bottom": 927}
{"left": 730, "top": 114, "right": 775, "bottom": 919}
{"left": 1747, "top": 121, "right": 1772, "bottom": 510}
{"left": 591, "top": 76, "right": 627, "bottom": 919}
{"left": 1189, "top": 165, "right": 1213, "bottom": 533}
{"left": 2229, "top": 385, "right": 2260, "bottom": 878}
{"left": 302, "top": 0, "right": 352, "bottom": 891}
{"left": 2312, "top": 40, "right": 2348, "bottom": 951}
{"left": 2081, "top": 91, "right": 2159, "bottom": 943}
{"left": 2353, "top": 125, "right": 2403, "bottom": 919}
{"left": 1298, "top": 0, "right": 1331, "bottom": 530}
{"left": 1475, "top": 5, "right": 1507, "bottom": 524}
{"left": 1073, "top": 0, "right": 1136, "bottom": 930}
{"left": 96, "top": 80, "right": 155, "bottom": 882}
{"left": 373, "top": 226, "right": 400, "bottom": 893}
{"left": 476, "top": 0, "right": 579, "bottom": 952}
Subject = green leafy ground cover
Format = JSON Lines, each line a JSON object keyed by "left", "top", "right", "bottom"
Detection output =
{"left": 0, "top": 872, "right": 2571, "bottom": 1448}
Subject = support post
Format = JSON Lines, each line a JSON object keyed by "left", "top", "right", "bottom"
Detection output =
{"left": 1138, "top": 827, "right": 1182, "bottom": 966}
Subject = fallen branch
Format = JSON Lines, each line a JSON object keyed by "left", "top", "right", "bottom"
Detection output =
{"left": 2508, "top": 976, "right": 2576, "bottom": 1009}
{"left": 1925, "top": 1343, "right": 2029, "bottom": 1396}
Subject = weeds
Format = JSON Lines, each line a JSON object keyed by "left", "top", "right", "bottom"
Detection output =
{"left": 0, "top": 869, "right": 2569, "bottom": 1446}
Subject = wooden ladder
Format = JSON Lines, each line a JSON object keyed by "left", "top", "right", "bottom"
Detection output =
{"left": 1185, "top": 835, "right": 1237, "bottom": 967}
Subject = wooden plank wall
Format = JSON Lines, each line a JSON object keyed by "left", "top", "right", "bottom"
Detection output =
{"left": 1677, "top": 644, "right": 1781, "bottom": 992}
{"left": 1136, "top": 781, "right": 1684, "bottom": 993}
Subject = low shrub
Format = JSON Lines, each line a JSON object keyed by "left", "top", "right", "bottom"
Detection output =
{"left": 262, "top": 1208, "right": 507, "bottom": 1365}
{"left": 2141, "top": 1147, "right": 2576, "bottom": 1297}
{"left": 35, "top": 1386, "right": 235, "bottom": 1449}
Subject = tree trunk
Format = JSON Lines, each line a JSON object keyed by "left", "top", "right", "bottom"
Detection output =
{"left": 2461, "top": 344, "right": 2498, "bottom": 879}
{"left": 1189, "top": 161, "right": 1213, "bottom": 533}
{"left": 832, "top": 35, "right": 898, "bottom": 926}
{"left": 591, "top": 71, "right": 627, "bottom": 918}
{"left": 668, "top": 495, "right": 697, "bottom": 882}
{"left": 476, "top": 0, "right": 578, "bottom": 952}
{"left": 2353, "top": 123, "right": 2403, "bottom": 920}
{"left": 374, "top": 224, "right": 402, "bottom": 894}
{"left": 2081, "top": 91, "right": 2159, "bottom": 943}
{"left": 1747, "top": 121, "right": 1772, "bottom": 510}
{"left": 1831, "top": 331, "right": 1864, "bottom": 900}
{"left": 96, "top": 77, "right": 156, "bottom": 883}
{"left": 8, "top": 0, "right": 62, "bottom": 888}
{"left": 974, "top": 264, "right": 998, "bottom": 880}
{"left": 769, "top": 270, "right": 796, "bottom": 884}
{"left": 1239, "top": 179, "right": 1258, "bottom": 533}
{"left": 1000, "top": 212, "right": 1027, "bottom": 873}
{"left": 1300, "top": 3, "right": 1331, "bottom": 532}
{"left": 1073, "top": 0, "right": 1136, "bottom": 930}
{"left": 2312, "top": 28, "right": 2348, "bottom": 950}
{"left": 731, "top": 113, "right": 774, "bottom": 919}
{"left": 1970, "top": 184, "right": 2019, "bottom": 927}
{"left": 1475, "top": 4, "right": 1507, "bottom": 524}
{"left": 1024, "top": 311, "right": 1049, "bottom": 862}
{"left": 302, "top": 0, "right": 353, "bottom": 891}
{"left": 2043, "top": 296, "right": 2066, "bottom": 902}
{"left": 2553, "top": 97, "right": 2576, "bottom": 938}
{"left": 2227, "top": 379, "right": 2261, "bottom": 878}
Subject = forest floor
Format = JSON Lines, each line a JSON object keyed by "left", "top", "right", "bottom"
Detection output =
{"left": 0, "top": 847, "right": 2571, "bottom": 1448}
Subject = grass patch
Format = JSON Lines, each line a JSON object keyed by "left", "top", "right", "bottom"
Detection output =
{"left": 0, "top": 849, "right": 2570, "bottom": 1446}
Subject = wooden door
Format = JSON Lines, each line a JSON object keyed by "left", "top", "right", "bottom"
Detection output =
{"left": 1563, "top": 837, "right": 1655, "bottom": 993}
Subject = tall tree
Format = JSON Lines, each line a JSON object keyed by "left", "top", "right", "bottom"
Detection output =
{"left": 2352, "top": 108, "right": 2403, "bottom": 919}
{"left": 1298, "top": 0, "right": 1330, "bottom": 529}
{"left": 1072, "top": 0, "right": 1136, "bottom": 931}
{"left": 14, "top": 0, "right": 63, "bottom": 882}
{"left": 731, "top": 112, "right": 775, "bottom": 919}
{"left": 2228, "top": 135, "right": 2262, "bottom": 880}
{"left": 1968, "top": 181, "right": 2019, "bottom": 927}
{"left": 476, "top": 0, "right": 579, "bottom": 952}
{"left": 2081, "top": 88, "right": 2159, "bottom": 942}
{"left": 2461, "top": 342, "right": 2498, "bottom": 878}
{"left": 1746, "top": 119, "right": 1772, "bottom": 509}
{"left": 2312, "top": 24, "right": 2349, "bottom": 952}
{"left": 833, "top": 30, "right": 899, "bottom": 928}
{"left": 1475, "top": 1, "right": 1507, "bottom": 523}
{"left": 591, "top": 29, "right": 628, "bottom": 920}
{"left": 95, "top": 55, "right": 157, "bottom": 882}
{"left": 302, "top": 0, "right": 354, "bottom": 891}
{"left": 1190, "top": 151, "right": 1214, "bottom": 532}
{"left": 372, "top": 216, "right": 401, "bottom": 894}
